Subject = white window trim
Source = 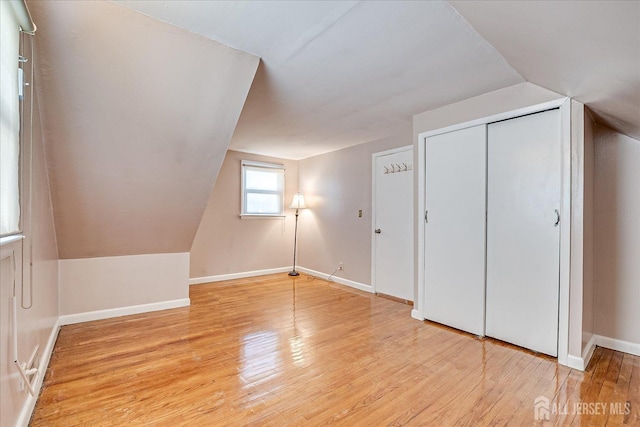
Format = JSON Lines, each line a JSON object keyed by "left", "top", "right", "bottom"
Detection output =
{"left": 240, "top": 160, "right": 286, "bottom": 218}
{"left": 0, "top": 2, "right": 22, "bottom": 236}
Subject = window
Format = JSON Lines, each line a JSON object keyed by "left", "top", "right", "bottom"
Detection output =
{"left": 0, "top": 2, "right": 21, "bottom": 237}
{"left": 241, "top": 160, "right": 285, "bottom": 217}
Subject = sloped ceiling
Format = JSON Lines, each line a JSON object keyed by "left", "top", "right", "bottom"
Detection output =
{"left": 115, "top": 0, "right": 640, "bottom": 157}
{"left": 113, "top": 0, "right": 525, "bottom": 159}
{"left": 450, "top": 0, "right": 640, "bottom": 142}
{"left": 28, "top": 1, "right": 259, "bottom": 259}
{"left": 29, "top": 0, "right": 638, "bottom": 259}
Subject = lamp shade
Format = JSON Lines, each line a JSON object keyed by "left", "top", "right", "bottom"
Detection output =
{"left": 289, "top": 193, "right": 307, "bottom": 209}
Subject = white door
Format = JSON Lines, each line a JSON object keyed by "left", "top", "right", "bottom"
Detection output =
{"left": 486, "top": 109, "right": 561, "bottom": 356}
{"left": 373, "top": 148, "right": 413, "bottom": 301}
{"left": 424, "top": 125, "right": 487, "bottom": 336}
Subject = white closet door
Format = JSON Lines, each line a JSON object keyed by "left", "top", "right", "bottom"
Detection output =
{"left": 486, "top": 109, "right": 561, "bottom": 356}
{"left": 425, "top": 125, "right": 486, "bottom": 336}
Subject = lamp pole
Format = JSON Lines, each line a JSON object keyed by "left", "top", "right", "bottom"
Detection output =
{"left": 289, "top": 207, "right": 300, "bottom": 276}
{"left": 288, "top": 193, "right": 306, "bottom": 277}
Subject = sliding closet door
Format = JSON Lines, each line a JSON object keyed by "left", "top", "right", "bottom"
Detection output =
{"left": 486, "top": 109, "right": 561, "bottom": 356}
{"left": 425, "top": 125, "right": 486, "bottom": 336}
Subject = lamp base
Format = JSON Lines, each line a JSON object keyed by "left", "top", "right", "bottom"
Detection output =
{"left": 288, "top": 270, "right": 300, "bottom": 277}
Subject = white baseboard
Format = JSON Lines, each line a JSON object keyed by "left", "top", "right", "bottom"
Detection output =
{"left": 566, "top": 334, "right": 597, "bottom": 371}
{"left": 595, "top": 334, "right": 640, "bottom": 357}
{"left": 295, "top": 267, "right": 373, "bottom": 293}
{"left": 59, "top": 298, "right": 190, "bottom": 326}
{"left": 566, "top": 334, "right": 639, "bottom": 371}
{"left": 16, "top": 317, "right": 61, "bottom": 427}
{"left": 582, "top": 334, "right": 598, "bottom": 368}
{"left": 190, "top": 266, "right": 373, "bottom": 294}
{"left": 411, "top": 309, "right": 424, "bottom": 321}
{"left": 566, "top": 354, "right": 584, "bottom": 371}
{"left": 189, "top": 267, "right": 291, "bottom": 285}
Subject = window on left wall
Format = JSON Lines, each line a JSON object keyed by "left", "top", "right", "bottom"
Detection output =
{"left": 0, "top": 2, "right": 22, "bottom": 237}
{"left": 241, "top": 160, "right": 285, "bottom": 217}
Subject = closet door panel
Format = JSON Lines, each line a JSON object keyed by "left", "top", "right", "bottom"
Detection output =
{"left": 425, "top": 125, "right": 486, "bottom": 336}
{"left": 486, "top": 109, "right": 561, "bottom": 356}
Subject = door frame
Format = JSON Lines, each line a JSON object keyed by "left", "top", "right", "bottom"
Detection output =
{"left": 371, "top": 145, "right": 413, "bottom": 296}
{"left": 414, "top": 97, "right": 571, "bottom": 366}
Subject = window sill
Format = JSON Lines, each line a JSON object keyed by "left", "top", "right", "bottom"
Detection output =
{"left": 0, "top": 234, "right": 24, "bottom": 260}
{"left": 239, "top": 214, "right": 286, "bottom": 219}
{"left": 0, "top": 234, "right": 24, "bottom": 247}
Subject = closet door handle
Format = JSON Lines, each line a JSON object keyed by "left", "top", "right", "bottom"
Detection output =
{"left": 554, "top": 209, "right": 560, "bottom": 227}
{"left": 375, "top": 228, "right": 382, "bottom": 234}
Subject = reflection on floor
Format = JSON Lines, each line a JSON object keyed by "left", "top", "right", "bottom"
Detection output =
{"left": 31, "top": 273, "right": 639, "bottom": 425}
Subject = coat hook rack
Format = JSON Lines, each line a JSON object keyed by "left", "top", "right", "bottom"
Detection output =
{"left": 383, "top": 163, "right": 412, "bottom": 175}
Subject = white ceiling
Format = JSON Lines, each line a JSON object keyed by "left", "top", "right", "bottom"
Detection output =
{"left": 27, "top": 0, "right": 640, "bottom": 258}
{"left": 113, "top": 0, "right": 525, "bottom": 159}
{"left": 113, "top": 0, "right": 640, "bottom": 160}
{"left": 450, "top": 0, "right": 640, "bottom": 145}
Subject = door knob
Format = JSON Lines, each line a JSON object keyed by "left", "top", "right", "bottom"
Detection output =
{"left": 554, "top": 209, "right": 560, "bottom": 227}
{"left": 375, "top": 228, "right": 382, "bottom": 234}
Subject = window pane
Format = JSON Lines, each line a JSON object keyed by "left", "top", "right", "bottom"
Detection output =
{"left": 241, "top": 161, "right": 284, "bottom": 216}
{"left": 245, "top": 169, "right": 278, "bottom": 191}
{"left": 0, "top": 2, "right": 21, "bottom": 236}
{"left": 246, "top": 193, "right": 281, "bottom": 214}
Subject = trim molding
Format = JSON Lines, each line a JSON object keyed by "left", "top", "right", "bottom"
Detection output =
{"left": 0, "top": 234, "right": 25, "bottom": 260}
{"left": 567, "top": 334, "right": 597, "bottom": 371}
{"left": 582, "top": 334, "right": 597, "bottom": 369}
{"left": 296, "top": 267, "right": 373, "bottom": 293}
{"left": 566, "top": 334, "right": 639, "bottom": 372}
{"left": 566, "top": 354, "right": 585, "bottom": 371}
{"left": 419, "top": 98, "right": 566, "bottom": 139}
{"left": 416, "top": 131, "right": 426, "bottom": 320}
{"left": 190, "top": 266, "right": 373, "bottom": 294}
{"left": 189, "top": 267, "right": 291, "bottom": 285}
{"left": 59, "top": 298, "right": 190, "bottom": 326}
{"left": 16, "top": 317, "right": 61, "bottom": 427}
{"left": 411, "top": 309, "right": 424, "bottom": 321}
{"left": 595, "top": 334, "right": 640, "bottom": 357}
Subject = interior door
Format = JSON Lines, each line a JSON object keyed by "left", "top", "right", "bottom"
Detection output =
{"left": 424, "top": 125, "right": 487, "bottom": 336}
{"left": 486, "top": 109, "right": 561, "bottom": 356}
{"left": 373, "top": 148, "right": 413, "bottom": 301}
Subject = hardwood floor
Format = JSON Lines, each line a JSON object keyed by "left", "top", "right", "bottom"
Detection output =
{"left": 31, "top": 273, "right": 639, "bottom": 426}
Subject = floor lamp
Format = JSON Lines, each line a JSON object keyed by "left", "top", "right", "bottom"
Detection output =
{"left": 288, "top": 192, "right": 306, "bottom": 276}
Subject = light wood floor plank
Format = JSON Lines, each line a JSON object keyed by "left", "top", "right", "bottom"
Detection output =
{"left": 30, "top": 273, "right": 639, "bottom": 426}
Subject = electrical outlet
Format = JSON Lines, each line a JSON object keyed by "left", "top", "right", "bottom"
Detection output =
{"left": 339, "top": 262, "right": 344, "bottom": 271}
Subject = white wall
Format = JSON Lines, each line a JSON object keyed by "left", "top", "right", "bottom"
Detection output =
{"left": 29, "top": 0, "right": 259, "bottom": 259}
{"left": 190, "top": 150, "right": 298, "bottom": 280}
{"left": 298, "top": 129, "right": 412, "bottom": 285}
{"left": 0, "top": 20, "right": 60, "bottom": 426}
{"left": 59, "top": 253, "right": 189, "bottom": 316}
{"left": 594, "top": 126, "right": 640, "bottom": 347}
{"left": 412, "top": 82, "right": 564, "bottom": 137}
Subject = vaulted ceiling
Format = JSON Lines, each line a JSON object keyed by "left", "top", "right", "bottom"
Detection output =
{"left": 113, "top": 0, "right": 525, "bottom": 159}
{"left": 28, "top": 0, "right": 639, "bottom": 258}
{"left": 115, "top": 0, "right": 640, "bottom": 159}
{"left": 451, "top": 0, "right": 640, "bottom": 147}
